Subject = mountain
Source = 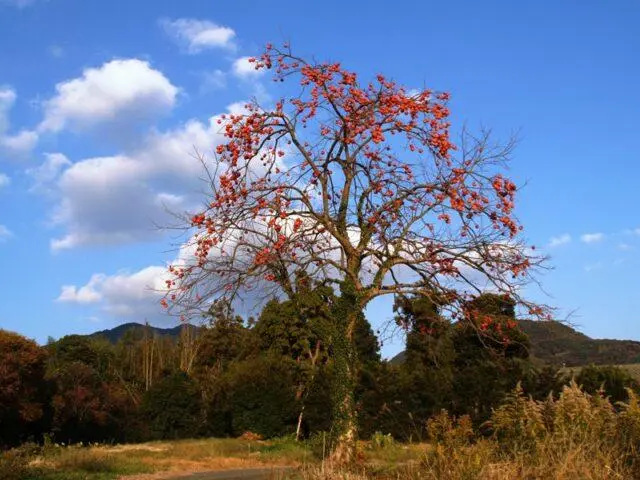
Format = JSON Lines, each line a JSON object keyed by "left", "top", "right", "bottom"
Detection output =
{"left": 391, "top": 320, "right": 640, "bottom": 367}
{"left": 517, "top": 320, "right": 640, "bottom": 367}
{"left": 87, "top": 322, "right": 199, "bottom": 344}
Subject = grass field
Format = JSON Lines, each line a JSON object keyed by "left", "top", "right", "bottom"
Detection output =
{"left": 0, "top": 437, "right": 427, "bottom": 480}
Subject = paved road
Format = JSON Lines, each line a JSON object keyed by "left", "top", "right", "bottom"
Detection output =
{"left": 164, "top": 467, "right": 297, "bottom": 480}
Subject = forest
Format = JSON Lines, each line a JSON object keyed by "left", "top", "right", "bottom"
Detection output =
{"left": 3, "top": 290, "right": 638, "bottom": 450}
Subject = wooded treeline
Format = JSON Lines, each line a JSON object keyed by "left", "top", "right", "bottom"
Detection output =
{"left": 2, "top": 288, "right": 637, "bottom": 448}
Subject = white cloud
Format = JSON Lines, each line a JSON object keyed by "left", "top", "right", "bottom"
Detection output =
{"left": 0, "top": 225, "right": 12, "bottom": 241}
{"left": 232, "top": 56, "right": 264, "bottom": 79}
{"left": 160, "top": 18, "right": 236, "bottom": 53}
{"left": 27, "top": 152, "right": 71, "bottom": 193}
{"left": 618, "top": 243, "right": 633, "bottom": 251}
{"left": 549, "top": 233, "right": 571, "bottom": 248}
{"left": 39, "top": 59, "right": 179, "bottom": 133}
{"left": 57, "top": 266, "right": 171, "bottom": 318}
{"left": 0, "top": 173, "right": 9, "bottom": 189}
{"left": 57, "top": 274, "right": 104, "bottom": 303}
{"left": 47, "top": 103, "right": 251, "bottom": 250}
{"left": 581, "top": 232, "right": 604, "bottom": 244}
{"left": 1, "top": 130, "right": 38, "bottom": 154}
{"left": 0, "top": 86, "right": 38, "bottom": 157}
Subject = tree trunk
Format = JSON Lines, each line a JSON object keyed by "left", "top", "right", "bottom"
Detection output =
{"left": 328, "top": 281, "right": 360, "bottom": 464}
{"left": 295, "top": 406, "right": 305, "bottom": 441}
{"left": 330, "top": 381, "right": 358, "bottom": 464}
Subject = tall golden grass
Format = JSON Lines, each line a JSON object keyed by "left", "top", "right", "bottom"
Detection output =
{"left": 307, "top": 382, "right": 640, "bottom": 479}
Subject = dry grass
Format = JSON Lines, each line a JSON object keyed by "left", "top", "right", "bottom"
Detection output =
{"left": 1, "top": 437, "right": 312, "bottom": 480}
{"left": 0, "top": 435, "right": 428, "bottom": 480}
{"left": 304, "top": 382, "right": 640, "bottom": 479}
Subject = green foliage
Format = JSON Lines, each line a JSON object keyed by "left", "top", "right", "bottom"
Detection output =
{"left": 352, "top": 313, "right": 384, "bottom": 440}
{"left": 9, "top": 288, "right": 640, "bottom": 457}
{"left": 575, "top": 364, "right": 640, "bottom": 404}
{"left": 466, "top": 293, "right": 516, "bottom": 318}
{"left": 47, "top": 335, "right": 114, "bottom": 377}
{"left": 140, "top": 372, "right": 202, "bottom": 440}
{"left": 450, "top": 294, "right": 532, "bottom": 423}
{"left": 254, "top": 281, "right": 333, "bottom": 362}
{"left": 195, "top": 301, "right": 257, "bottom": 372}
{"left": 369, "top": 431, "right": 394, "bottom": 450}
{"left": 382, "top": 295, "right": 455, "bottom": 440}
{"left": 385, "top": 293, "right": 535, "bottom": 437}
{"left": 224, "top": 355, "right": 300, "bottom": 438}
{"left": 0, "top": 330, "right": 49, "bottom": 447}
{"left": 520, "top": 364, "right": 566, "bottom": 400}
{"left": 300, "top": 367, "right": 333, "bottom": 436}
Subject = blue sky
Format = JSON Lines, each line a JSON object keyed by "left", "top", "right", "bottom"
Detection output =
{"left": 1, "top": 0, "right": 639, "bottom": 358}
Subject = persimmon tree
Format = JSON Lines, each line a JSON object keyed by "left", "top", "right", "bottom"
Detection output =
{"left": 164, "top": 44, "right": 547, "bottom": 462}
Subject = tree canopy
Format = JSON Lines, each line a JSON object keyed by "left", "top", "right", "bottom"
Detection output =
{"left": 159, "top": 43, "right": 547, "bottom": 461}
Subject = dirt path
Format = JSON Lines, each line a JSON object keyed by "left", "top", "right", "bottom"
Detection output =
{"left": 161, "top": 467, "right": 297, "bottom": 480}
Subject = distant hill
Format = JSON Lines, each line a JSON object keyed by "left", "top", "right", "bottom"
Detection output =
{"left": 87, "top": 322, "right": 199, "bottom": 344}
{"left": 391, "top": 320, "right": 640, "bottom": 367}
{"left": 518, "top": 320, "right": 640, "bottom": 367}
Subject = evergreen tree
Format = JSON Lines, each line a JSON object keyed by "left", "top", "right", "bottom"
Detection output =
{"left": 140, "top": 372, "right": 202, "bottom": 440}
{"left": 451, "top": 293, "right": 532, "bottom": 423}
{"left": 386, "top": 294, "right": 455, "bottom": 440}
{"left": 575, "top": 364, "right": 640, "bottom": 404}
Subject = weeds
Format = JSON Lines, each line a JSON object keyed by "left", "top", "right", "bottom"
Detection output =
{"left": 304, "top": 382, "right": 640, "bottom": 479}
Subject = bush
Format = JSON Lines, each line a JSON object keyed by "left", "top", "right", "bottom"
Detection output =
{"left": 224, "top": 355, "right": 300, "bottom": 439}
{"left": 369, "top": 431, "right": 394, "bottom": 450}
{"left": 575, "top": 364, "right": 640, "bottom": 404}
{"left": 489, "top": 383, "right": 546, "bottom": 453}
{"left": 0, "top": 443, "right": 41, "bottom": 480}
{"left": 140, "top": 372, "right": 203, "bottom": 440}
{"left": 0, "top": 451, "right": 29, "bottom": 480}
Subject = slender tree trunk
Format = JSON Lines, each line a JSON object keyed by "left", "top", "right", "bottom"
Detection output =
{"left": 329, "top": 281, "right": 360, "bottom": 464}
{"left": 296, "top": 405, "right": 305, "bottom": 441}
{"left": 143, "top": 323, "right": 151, "bottom": 391}
{"left": 149, "top": 336, "right": 155, "bottom": 388}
